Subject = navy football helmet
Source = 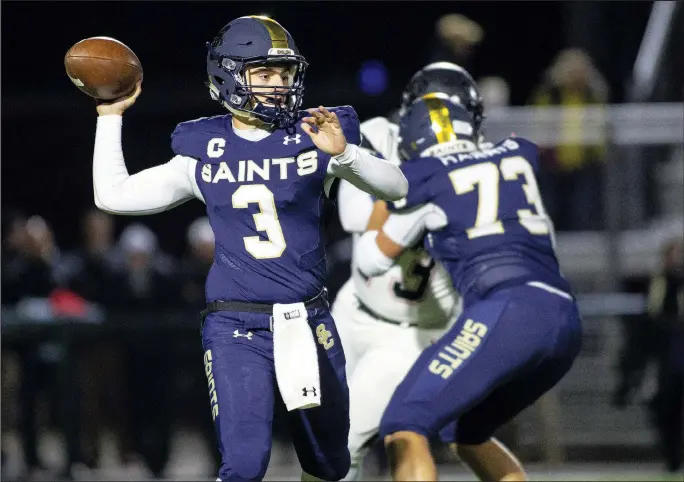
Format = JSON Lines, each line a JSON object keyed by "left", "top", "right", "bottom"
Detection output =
{"left": 206, "top": 16, "right": 308, "bottom": 128}
{"left": 401, "top": 62, "right": 484, "bottom": 137}
{"left": 398, "top": 93, "right": 479, "bottom": 161}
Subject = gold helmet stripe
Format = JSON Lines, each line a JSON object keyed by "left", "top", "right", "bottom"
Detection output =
{"left": 250, "top": 16, "right": 289, "bottom": 49}
{"left": 422, "top": 95, "right": 455, "bottom": 143}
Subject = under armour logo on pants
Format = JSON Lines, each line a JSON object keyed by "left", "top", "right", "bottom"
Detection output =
{"left": 302, "top": 387, "right": 317, "bottom": 397}
{"left": 233, "top": 330, "right": 253, "bottom": 340}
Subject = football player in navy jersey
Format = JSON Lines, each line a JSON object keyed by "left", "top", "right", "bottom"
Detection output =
{"left": 356, "top": 84, "right": 583, "bottom": 480}
{"left": 90, "top": 15, "right": 407, "bottom": 482}
{"left": 334, "top": 64, "right": 532, "bottom": 481}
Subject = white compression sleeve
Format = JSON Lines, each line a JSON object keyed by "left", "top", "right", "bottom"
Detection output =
{"left": 382, "top": 204, "right": 448, "bottom": 247}
{"left": 355, "top": 230, "right": 395, "bottom": 277}
{"left": 337, "top": 180, "right": 375, "bottom": 233}
{"left": 326, "top": 144, "right": 408, "bottom": 201}
{"left": 355, "top": 204, "right": 449, "bottom": 277}
{"left": 93, "top": 115, "right": 204, "bottom": 215}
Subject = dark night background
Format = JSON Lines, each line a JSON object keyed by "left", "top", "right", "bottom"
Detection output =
{"left": 4, "top": 4, "right": 683, "bottom": 479}
{"left": 2, "top": 1, "right": 652, "bottom": 257}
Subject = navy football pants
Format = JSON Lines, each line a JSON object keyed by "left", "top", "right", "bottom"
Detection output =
{"left": 202, "top": 307, "right": 351, "bottom": 481}
{"left": 380, "top": 283, "right": 583, "bottom": 445}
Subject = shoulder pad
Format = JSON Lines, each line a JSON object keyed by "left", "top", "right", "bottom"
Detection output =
{"left": 330, "top": 105, "right": 361, "bottom": 146}
{"left": 502, "top": 136, "right": 540, "bottom": 171}
{"left": 171, "top": 115, "right": 229, "bottom": 158}
{"left": 360, "top": 116, "right": 392, "bottom": 136}
{"left": 296, "top": 105, "right": 361, "bottom": 146}
{"left": 359, "top": 116, "right": 398, "bottom": 159}
{"left": 388, "top": 157, "right": 442, "bottom": 213}
{"left": 506, "top": 135, "right": 538, "bottom": 151}
{"left": 358, "top": 135, "right": 384, "bottom": 158}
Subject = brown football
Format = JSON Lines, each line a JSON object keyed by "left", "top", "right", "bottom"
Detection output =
{"left": 64, "top": 37, "right": 143, "bottom": 100}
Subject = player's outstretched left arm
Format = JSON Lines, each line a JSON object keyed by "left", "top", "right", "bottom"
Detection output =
{"left": 301, "top": 107, "right": 408, "bottom": 201}
{"left": 356, "top": 200, "right": 447, "bottom": 277}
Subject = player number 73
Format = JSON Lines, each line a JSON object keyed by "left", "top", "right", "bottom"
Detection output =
{"left": 232, "top": 184, "right": 286, "bottom": 259}
{"left": 449, "top": 156, "right": 551, "bottom": 239}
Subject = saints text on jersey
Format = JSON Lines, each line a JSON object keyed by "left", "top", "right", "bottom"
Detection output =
{"left": 202, "top": 137, "right": 319, "bottom": 183}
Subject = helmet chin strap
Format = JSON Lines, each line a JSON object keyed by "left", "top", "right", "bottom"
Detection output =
{"left": 208, "top": 81, "right": 294, "bottom": 129}
{"left": 209, "top": 83, "right": 271, "bottom": 128}
{"left": 227, "top": 104, "right": 271, "bottom": 129}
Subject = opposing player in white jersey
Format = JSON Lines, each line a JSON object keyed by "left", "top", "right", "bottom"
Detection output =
{"left": 332, "top": 62, "right": 529, "bottom": 481}
{"left": 332, "top": 63, "right": 459, "bottom": 481}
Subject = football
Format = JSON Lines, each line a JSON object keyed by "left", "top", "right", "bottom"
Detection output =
{"left": 64, "top": 37, "right": 143, "bottom": 100}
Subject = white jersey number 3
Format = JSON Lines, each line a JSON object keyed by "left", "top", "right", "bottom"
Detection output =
{"left": 232, "top": 184, "right": 286, "bottom": 259}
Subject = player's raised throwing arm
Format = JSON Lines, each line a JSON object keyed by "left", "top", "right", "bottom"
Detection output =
{"left": 301, "top": 106, "right": 408, "bottom": 201}
{"left": 92, "top": 82, "right": 204, "bottom": 215}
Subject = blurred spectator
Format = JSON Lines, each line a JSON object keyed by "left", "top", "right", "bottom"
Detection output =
{"left": 613, "top": 238, "right": 684, "bottom": 472}
{"left": 529, "top": 47, "right": 609, "bottom": 231}
{"left": 56, "top": 208, "right": 123, "bottom": 307}
{"left": 428, "top": 14, "right": 483, "bottom": 73}
{"left": 645, "top": 238, "right": 684, "bottom": 472}
{"left": 109, "top": 223, "right": 181, "bottom": 311}
{"left": 2, "top": 212, "right": 58, "bottom": 303}
{"left": 1, "top": 212, "right": 60, "bottom": 478}
{"left": 110, "top": 223, "right": 179, "bottom": 477}
{"left": 51, "top": 209, "right": 132, "bottom": 473}
{"left": 180, "top": 217, "right": 214, "bottom": 308}
{"left": 171, "top": 217, "right": 222, "bottom": 475}
{"left": 388, "top": 13, "right": 484, "bottom": 124}
{"left": 478, "top": 76, "right": 510, "bottom": 109}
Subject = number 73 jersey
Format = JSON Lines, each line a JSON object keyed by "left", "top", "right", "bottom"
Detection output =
{"left": 390, "top": 137, "right": 572, "bottom": 302}
{"left": 171, "top": 106, "right": 361, "bottom": 304}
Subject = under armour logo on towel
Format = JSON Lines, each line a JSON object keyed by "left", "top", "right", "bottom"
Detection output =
{"left": 302, "top": 387, "right": 317, "bottom": 397}
{"left": 233, "top": 330, "right": 253, "bottom": 340}
{"left": 283, "top": 134, "right": 301, "bottom": 145}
